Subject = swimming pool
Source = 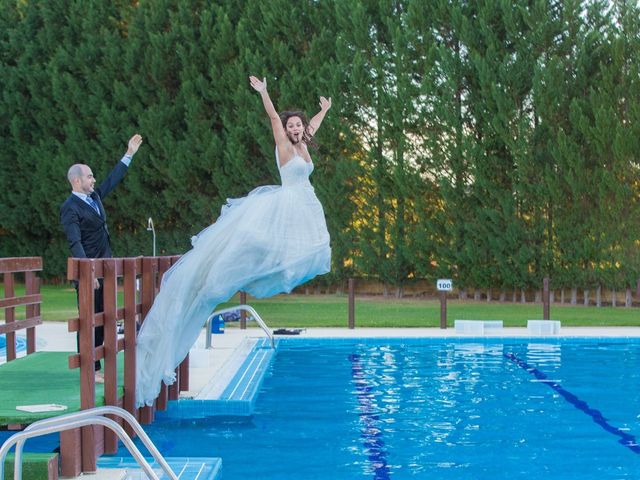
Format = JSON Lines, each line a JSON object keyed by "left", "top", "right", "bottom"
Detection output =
{"left": 0, "top": 334, "right": 26, "bottom": 358}
{"left": 117, "top": 338, "right": 640, "bottom": 478}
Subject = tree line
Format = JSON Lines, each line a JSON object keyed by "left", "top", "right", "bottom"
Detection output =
{"left": 1, "top": 0, "right": 639, "bottom": 299}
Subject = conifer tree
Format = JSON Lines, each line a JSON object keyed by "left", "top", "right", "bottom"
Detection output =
{"left": 334, "top": 0, "right": 435, "bottom": 295}
{"left": 0, "top": 0, "right": 130, "bottom": 275}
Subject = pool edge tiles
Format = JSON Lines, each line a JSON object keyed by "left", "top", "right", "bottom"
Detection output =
{"left": 273, "top": 335, "right": 640, "bottom": 346}
{"left": 97, "top": 456, "right": 222, "bottom": 479}
{"left": 160, "top": 338, "right": 276, "bottom": 418}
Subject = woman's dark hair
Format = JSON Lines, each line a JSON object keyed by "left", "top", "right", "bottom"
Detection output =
{"left": 279, "top": 110, "right": 318, "bottom": 149}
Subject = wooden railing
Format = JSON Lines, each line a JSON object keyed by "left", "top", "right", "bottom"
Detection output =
{"left": 0, "top": 257, "right": 42, "bottom": 362}
{"left": 66, "top": 255, "right": 182, "bottom": 473}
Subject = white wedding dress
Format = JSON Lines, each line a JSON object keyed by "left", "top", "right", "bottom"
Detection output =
{"left": 135, "top": 152, "right": 331, "bottom": 407}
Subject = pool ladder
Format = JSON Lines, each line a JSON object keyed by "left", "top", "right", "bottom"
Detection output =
{"left": 0, "top": 406, "right": 178, "bottom": 480}
{"left": 205, "top": 304, "right": 275, "bottom": 349}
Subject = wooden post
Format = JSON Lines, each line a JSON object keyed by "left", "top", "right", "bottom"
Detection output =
{"left": 157, "top": 255, "right": 172, "bottom": 408}
{"left": 157, "top": 383, "right": 169, "bottom": 411}
{"left": 123, "top": 258, "right": 138, "bottom": 432}
{"left": 543, "top": 277, "right": 550, "bottom": 320}
{"left": 167, "top": 371, "right": 180, "bottom": 401}
{"left": 440, "top": 291, "right": 447, "bottom": 329}
{"left": 240, "top": 291, "right": 247, "bottom": 329}
{"left": 139, "top": 257, "right": 158, "bottom": 425}
{"left": 103, "top": 259, "right": 118, "bottom": 453}
{"left": 3, "top": 271, "right": 16, "bottom": 360}
{"left": 348, "top": 278, "right": 355, "bottom": 329}
{"left": 60, "top": 429, "right": 82, "bottom": 477}
{"left": 25, "top": 271, "right": 38, "bottom": 354}
{"left": 179, "top": 358, "right": 190, "bottom": 392}
{"left": 140, "top": 257, "right": 158, "bottom": 321}
{"left": 78, "top": 260, "right": 97, "bottom": 473}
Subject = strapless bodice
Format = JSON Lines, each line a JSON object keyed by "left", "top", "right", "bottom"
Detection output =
{"left": 278, "top": 154, "right": 314, "bottom": 187}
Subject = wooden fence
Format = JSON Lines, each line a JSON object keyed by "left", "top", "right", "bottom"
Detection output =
{"left": 0, "top": 257, "right": 42, "bottom": 361}
{"left": 65, "top": 255, "right": 182, "bottom": 474}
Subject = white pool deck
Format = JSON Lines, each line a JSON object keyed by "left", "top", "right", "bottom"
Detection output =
{"left": 14, "top": 323, "right": 640, "bottom": 479}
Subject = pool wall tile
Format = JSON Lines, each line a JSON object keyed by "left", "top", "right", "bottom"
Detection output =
{"left": 98, "top": 456, "right": 222, "bottom": 479}
{"left": 160, "top": 338, "right": 275, "bottom": 418}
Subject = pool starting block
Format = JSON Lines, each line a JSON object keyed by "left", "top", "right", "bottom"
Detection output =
{"left": 454, "top": 320, "right": 503, "bottom": 335}
{"left": 527, "top": 320, "right": 561, "bottom": 335}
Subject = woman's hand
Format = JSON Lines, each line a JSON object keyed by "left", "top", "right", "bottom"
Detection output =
{"left": 319, "top": 96, "right": 332, "bottom": 112}
{"left": 249, "top": 76, "right": 267, "bottom": 93}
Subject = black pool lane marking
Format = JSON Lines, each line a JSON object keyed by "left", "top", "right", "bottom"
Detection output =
{"left": 349, "top": 353, "right": 391, "bottom": 480}
{"left": 504, "top": 352, "right": 640, "bottom": 454}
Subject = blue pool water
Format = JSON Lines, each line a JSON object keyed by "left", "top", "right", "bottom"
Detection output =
{"left": 120, "top": 339, "right": 640, "bottom": 479}
{"left": 0, "top": 334, "right": 26, "bottom": 357}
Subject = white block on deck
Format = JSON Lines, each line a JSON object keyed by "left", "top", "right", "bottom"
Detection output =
{"left": 527, "top": 320, "right": 561, "bottom": 335}
{"left": 455, "top": 320, "right": 503, "bottom": 335}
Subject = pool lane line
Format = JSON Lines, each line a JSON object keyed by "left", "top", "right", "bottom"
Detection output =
{"left": 504, "top": 352, "right": 640, "bottom": 454}
{"left": 349, "top": 353, "right": 391, "bottom": 480}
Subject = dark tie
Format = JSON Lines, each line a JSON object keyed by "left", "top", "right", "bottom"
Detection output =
{"left": 87, "top": 197, "right": 100, "bottom": 215}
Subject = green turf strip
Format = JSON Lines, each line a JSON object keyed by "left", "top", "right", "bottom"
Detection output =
{"left": 0, "top": 352, "right": 124, "bottom": 425}
{"left": 4, "top": 453, "right": 58, "bottom": 480}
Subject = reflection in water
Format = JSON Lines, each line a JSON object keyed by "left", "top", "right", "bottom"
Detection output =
{"left": 526, "top": 342, "right": 562, "bottom": 368}
{"left": 349, "top": 352, "right": 391, "bottom": 479}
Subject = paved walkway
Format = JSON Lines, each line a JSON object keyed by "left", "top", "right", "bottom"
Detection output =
{"left": 294, "top": 326, "right": 640, "bottom": 337}
{"left": 32, "top": 322, "right": 256, "bottom": 397}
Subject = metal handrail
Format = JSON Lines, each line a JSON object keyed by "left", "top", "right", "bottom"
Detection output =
{"left": 1, "top": 418, "right": 158, "bottom": 480}
{"left": 205, "top": 304, "right": 274, "bottom": 349}
{"left": 1, "top": 406, "right": 178, "bottom": 480}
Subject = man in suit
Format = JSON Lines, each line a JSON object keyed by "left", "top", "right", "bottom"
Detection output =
{"left": 60, "top": 133, "right": 143, "bottom": 381}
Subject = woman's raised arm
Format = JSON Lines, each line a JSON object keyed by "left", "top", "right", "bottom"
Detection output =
{"left": 249, "top": 75, "right": 288, "bottom": 147}
{"left": 307, "top": 96, "right": 332, "bottom": 137}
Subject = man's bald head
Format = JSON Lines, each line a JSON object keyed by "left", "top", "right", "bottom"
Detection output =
{"left": 67, "top": 164, "right": 95, "bottom": 194}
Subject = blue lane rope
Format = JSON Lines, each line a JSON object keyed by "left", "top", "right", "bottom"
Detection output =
{"left": 348, "top": 353, "right": 391, "bottom": 480}
{"left": 504, "top": 351, "right": 640, "bottom": 454}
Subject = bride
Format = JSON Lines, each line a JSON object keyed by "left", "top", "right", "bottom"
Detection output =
{"left": 135, "top": 75, "right": 332, "bottom": 407}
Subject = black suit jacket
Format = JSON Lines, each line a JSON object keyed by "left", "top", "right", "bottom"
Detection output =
{"left": 60, "top": 161, "right": 129, "bottom": 259}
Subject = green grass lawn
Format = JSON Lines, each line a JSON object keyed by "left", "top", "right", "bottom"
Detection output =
{"left": 2, "top": 284, "right": 640, "bottom": 327}
{"left": 217, "top": 294, "right": 640, "bottom": 328}
{"left": 0, "top": 284, "right": 82, "bottom": 322}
